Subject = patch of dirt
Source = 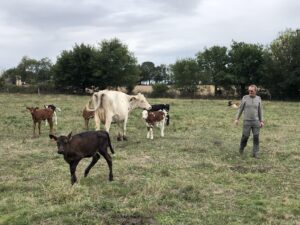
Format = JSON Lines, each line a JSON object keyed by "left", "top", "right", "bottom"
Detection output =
{"left": 117, "top": 216, "right": 156, "bottom": 225}
{"left": 230, "top": 165, "right": 272, "bottom": 173}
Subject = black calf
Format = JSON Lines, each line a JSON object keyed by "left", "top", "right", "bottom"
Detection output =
{"left": 50, "top": 131, "right": 114, "bottom": 185}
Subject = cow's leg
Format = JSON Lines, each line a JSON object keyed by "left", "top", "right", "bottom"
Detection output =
{"left": 94, "top": 112, "right": 101, "bottom": 131}
{"left": 104, "top": 115, "right": 112, "bottom": 132}
{"left": 122, "top": 118, "right": 128, "bottom": 141}
{"left": 99, "top": 150, "right": 113, "bottom": 181}
{"left": 84, "top": 153, "right": 100, "bottom": 177}
{"left": 116, "top": 121, "right": 123, "bottom": 141}
{"left": 69, "top": 160, "right": 80, "bottom": 185}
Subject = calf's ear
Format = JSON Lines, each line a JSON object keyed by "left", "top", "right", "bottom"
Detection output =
{"left": 67, "top": 132, "right": 72, "bottom": 141}
{"left": 49, "top": 134, "right": 57, "bottom": 141}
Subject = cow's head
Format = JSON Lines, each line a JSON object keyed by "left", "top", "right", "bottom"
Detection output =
{"left": 130, "top": 93, "right": 151, "bottom": 110}
{"left": 49, "top": 132, "right": 72, "bottom": 154}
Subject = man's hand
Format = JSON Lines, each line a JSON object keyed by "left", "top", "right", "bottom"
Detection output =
{"left": 234, "top": 119, "right": 239, "bottom": 126}
{"left": 260, "top": 121, "right": 264, "bottom": 128}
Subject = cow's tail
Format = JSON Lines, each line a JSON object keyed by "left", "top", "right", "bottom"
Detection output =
{"left": 85, "top": 92, "right": 103, "bottom": 112}
{"left": 106, "top": 131, "right": 115, "bottom": 154}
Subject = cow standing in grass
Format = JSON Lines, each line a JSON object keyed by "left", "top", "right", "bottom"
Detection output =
{"left": 86, "top": 90, "right": 152, "bottom": 141}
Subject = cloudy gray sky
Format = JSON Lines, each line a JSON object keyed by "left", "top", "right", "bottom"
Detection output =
{"left": 0, "top": 0, "right": 299, "bottom": 70}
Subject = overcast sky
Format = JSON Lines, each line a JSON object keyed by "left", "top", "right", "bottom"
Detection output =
{"left": 0, "top": 0, "right": 299, "bottom": 70}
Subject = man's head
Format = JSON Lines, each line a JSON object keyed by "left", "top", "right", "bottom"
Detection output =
{"left": 248, "top": 84, "right": 257, "bottom": 97}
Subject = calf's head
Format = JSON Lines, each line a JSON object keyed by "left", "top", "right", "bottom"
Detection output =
{"left": 49, "top": 132, "right": 72, "bottom": 154}
{"left": 142, "top": 110, "right": 148, "bottom": 119}
{"left": 26, "top": 107, "right": 39, "bottom": 114}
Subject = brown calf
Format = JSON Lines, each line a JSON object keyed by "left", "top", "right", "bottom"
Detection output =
{"left": 26, "top": 107, "right": 54, "bottom": 137}
{"left": 82, "top": 107, "right": 95, "bottom": 129}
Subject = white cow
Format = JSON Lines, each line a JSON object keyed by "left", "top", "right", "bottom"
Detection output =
{"left": 86, "top": 90, "right": 151, "bottom": 141}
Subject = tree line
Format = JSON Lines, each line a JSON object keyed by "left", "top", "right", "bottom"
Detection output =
{"left": 0, "top": 29, "right": 299, "bottom": 99}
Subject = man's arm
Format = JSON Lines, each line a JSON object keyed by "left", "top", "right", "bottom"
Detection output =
{"left": 258, "top": 97, "right": 264, "bottom": 127}
{"left": 234, "top": 97, "right": 246, "bottom": 125}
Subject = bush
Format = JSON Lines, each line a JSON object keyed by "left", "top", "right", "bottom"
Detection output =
{"left": 151, "top": 83, "right": 169, "bottom": 97}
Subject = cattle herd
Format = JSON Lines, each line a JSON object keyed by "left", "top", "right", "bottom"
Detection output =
{"left": 26, "top": 90, "right": 170, "bottom": 185}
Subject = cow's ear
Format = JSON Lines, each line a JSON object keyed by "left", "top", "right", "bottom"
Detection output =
{"left": 130, "top": 96, "right": 136, "bottom": 102}
{"left": 49, "top": 134, "right": 57, "bottom": 141}
{"left": 67, "top": 132, "right": 72, "bottom": 141}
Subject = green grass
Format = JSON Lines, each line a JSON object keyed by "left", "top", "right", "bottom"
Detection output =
{"left": 0, "top": 93, "right": 299, "bottom": 225}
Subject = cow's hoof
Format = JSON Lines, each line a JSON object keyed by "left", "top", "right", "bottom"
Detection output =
{"left": 123, "top": 136, "right": 128, "bottom": 141}
{"left": 117, "top": 136, "right": 122, "bottom": 141}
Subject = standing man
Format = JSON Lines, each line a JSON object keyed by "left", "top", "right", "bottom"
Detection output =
{"left": 235, "top": 84, "right": 264, "bottom": 158}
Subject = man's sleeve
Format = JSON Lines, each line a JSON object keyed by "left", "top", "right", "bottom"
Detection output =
{"left": 258, "top": 97, "right": 263, "bottom": 122}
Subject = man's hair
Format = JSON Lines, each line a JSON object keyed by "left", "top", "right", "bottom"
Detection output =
{"left": 248, "top": 84, "right": 257, "bottom": 91}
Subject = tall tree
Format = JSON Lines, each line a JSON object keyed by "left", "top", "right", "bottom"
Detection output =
{"left": 171, "top": 58, "right": 201, "bottom": 96}
{"left": 263, "top": 29, "right": 300, "bottom": 99}
{"left": 53, "top": 43, "right": 97, "bottom": 90}
{"left": 228, "top": 41, "right": 265, "bottom": 96}
{"left": 96, "top": 38, "right": 139, "bottom": 90}
{"left": 196, "top": 46, "right": 234, "bottom": 94}
{"left": 139, "top": 61, "right": 155, "bottom": 84}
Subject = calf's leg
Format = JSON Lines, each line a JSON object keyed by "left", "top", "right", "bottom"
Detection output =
{"left": 84, "top": 119, "right": 89, "bottom": 130}
{"left": 99, "top": 150, "right": 113, "bottom": 181}
{"left": 38, "top": 121, "right": 41, "bottom": 135}
{"left": 33, "top": 122, "right": 37, "bottom": 137}
{"left": 48, "top": 119, "right": 54, "bottom": 134}
{"left": 160, "top": 122, "right": 165, "bottom": 137}
{"left": 69, "top": 160, "right": 80, "bottom": 185}
{"left": 147, "top": 127, "right": 150, "bottom": 139}
{"left": 84, "top": 154, "right": 100, "bottom": 177}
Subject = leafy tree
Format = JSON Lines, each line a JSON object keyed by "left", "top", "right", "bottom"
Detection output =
{"left": 263, "top": 29, "right": 300, "bottom": 99}
{"left": 2, "top": 56, "right": 53, "bottom": 85}
{"left": 53, "top": 43, "right": 97, "bottom": 90}
{"left": 16, "top": 56, "right": 38, "bottom": 83}
{"left": 35, "top": 58, "right": 53, "bottom": 83}
{"left": 96, "top": 38, "right": 140, "bottom": 90}
{"left": 139, "top": 61, "right": 155, "bottom": 84}
{"left": 1, "top": 68, "right": 19, "bottom": 84}
{"left": 171, "top": 58, "right": 201, "bottom": 96}
{"left": 228, "top": 41, "right": 265, "bottom": 96}
{"left": 196, "top": 46, "right": 234, "bottom": 94}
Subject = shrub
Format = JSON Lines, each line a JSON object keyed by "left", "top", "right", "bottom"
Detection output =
{"left": 151, "top": 83, "right": 169, "bottom": 97}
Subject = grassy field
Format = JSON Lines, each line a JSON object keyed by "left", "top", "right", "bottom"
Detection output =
{"left": 0, "top": 93, "right": 299, "bottom": 225}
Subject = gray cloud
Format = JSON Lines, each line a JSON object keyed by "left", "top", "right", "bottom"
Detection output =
{"left": 0, "top": 0, "right": 299, "bottom": 70}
